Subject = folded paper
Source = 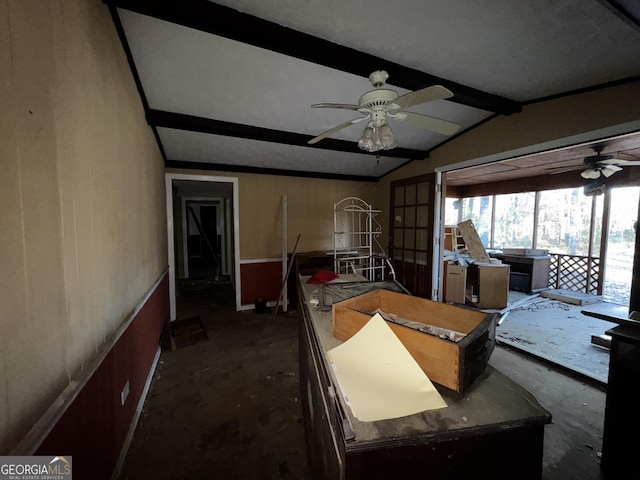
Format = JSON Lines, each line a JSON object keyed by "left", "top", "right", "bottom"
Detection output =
{"left": 328, "top": 313, "right": 447, "bottom": 422}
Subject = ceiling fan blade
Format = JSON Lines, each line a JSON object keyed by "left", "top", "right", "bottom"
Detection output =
{"left": 307, "top": 116, "right": 369, "bottom": 144}
{"left": 597, "top": 158, "right": 624, "bottom": 165}
{"left": 601, "top": 165, "right": 623, "bottom": 177}
{"left": 390, "top": 85, "right": 454, "bottom": 110}
{"left": 311, "top": 103, "right": 362, "bottom": 110}
{"left": 547, "top": 165, "right": 583, "bottom": 175}
{"left": 598, "top": 158, "right": 640, "bottom": 166}
{"left": 394, "top": 111, "right": 460, "bottom": 136}
{"left": 581, "top": 168, "right": 601, "bottom": 180}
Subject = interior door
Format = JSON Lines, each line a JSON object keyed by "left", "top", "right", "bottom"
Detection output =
{"left": 389, "top": 173, "right": 436, "bottom": 298}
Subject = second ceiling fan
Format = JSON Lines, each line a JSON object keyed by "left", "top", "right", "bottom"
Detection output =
{"left": 307, "top": 70, "right": 461, "bottom": 153}
{"left": 580, "top": 145, "right": 640, "bottom": 179}
{"left": 550, "top": 144, "right": 640, "bottom": 179}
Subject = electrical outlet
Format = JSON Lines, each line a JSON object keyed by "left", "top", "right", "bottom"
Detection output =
{"left": 121, "top": 380, "right": 130, "bottom": 406}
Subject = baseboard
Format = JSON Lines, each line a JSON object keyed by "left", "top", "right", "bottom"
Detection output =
{"left": 111, "top": 346, "right": 161, "bottom": 480}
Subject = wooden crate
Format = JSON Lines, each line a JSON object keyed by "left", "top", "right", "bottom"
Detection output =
{"left": 332, "top": 289, "right": 498, "bottom": 393}
{"left": 170, "top": 316, "right": 208, "bottom": 350}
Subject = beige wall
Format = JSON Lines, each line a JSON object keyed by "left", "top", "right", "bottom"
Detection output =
{"left": 384, "top": 82, "right": 640, "bottom": 183}
{"left": 166, "top": 169, "right": 380, "bottom": 259}
{"left": 376, "top": 82, "right": 640, "bottom": 245}
{"left": 0, "top": 0, "right": 167, "bottom": 452}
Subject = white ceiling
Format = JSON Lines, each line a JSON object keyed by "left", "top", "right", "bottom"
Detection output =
{"left": 106, "top": 0, "right": 640, "bottom": 181}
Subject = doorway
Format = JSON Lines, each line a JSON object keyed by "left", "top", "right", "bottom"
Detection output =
{"left": 165, "top": 174, "right": 240, "bottom": 319}
{"left": 184, "top": 200, "right": 224, "bottom": 280}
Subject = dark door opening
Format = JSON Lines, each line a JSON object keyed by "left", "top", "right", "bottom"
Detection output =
{"left": 186, "top": 202, "right": 222, "bottom": 280}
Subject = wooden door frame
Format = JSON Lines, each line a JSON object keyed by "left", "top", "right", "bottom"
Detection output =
{"left": 165, "top": 173, "right": 240, "bottom": 319}
{"left": 388, "top": 172, "right": 437, "bottom": 298}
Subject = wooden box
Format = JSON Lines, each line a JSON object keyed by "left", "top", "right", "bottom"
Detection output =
{"left": 332, "top": 289, "right": 498, "bottom": 393}
{"left": 465, "top": 263, "right": 510, "bottom": 309}
{"left": 169, "top": 316, "right": 208, "bottom": 350}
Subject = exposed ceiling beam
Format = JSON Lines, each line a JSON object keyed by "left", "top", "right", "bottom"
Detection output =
{"left": 164, "top": 160, "right": 379, "bottom": 183}
{"left": 597, "top": 0, "right": 640, "bottom": 30}
{"left": 148, "top": 109, "right": 430, "bottom": 160}
{"left": 104, "top": 0, "right": 521, "bottom": 115}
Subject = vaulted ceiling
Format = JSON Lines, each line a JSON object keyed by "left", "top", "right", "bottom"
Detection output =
{"left": 104, "top": 0, "right": 640, "bottom": 183}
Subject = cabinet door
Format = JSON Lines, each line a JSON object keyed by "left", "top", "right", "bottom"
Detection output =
{"left": 299, "top": 312, "right": 345, "bottom": 479}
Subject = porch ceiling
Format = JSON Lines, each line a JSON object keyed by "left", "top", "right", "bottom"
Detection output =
{"left": 445, "top": 131, "right": 640, "bottom": 187}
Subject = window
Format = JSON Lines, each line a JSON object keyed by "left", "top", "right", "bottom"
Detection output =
{"left": 536, "top": 188, "right": 601, "bottom": 256}
{"left": 463, "top": 196, "right": 493, "bottom": 247}
{"left": 492, "top": 193, "right": 535, "bottom": 249}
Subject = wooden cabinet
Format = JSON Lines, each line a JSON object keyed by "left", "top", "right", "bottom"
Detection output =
{"left": 465, "top": 263, "right": 510, "bottom": 309}
{"left": 601, "top": 325, "right": 640, "bottom": 477}
{"left": 298, "top": 274, "right": 551, "bottom": 480}
{"left": 492, "top": 254, "right": 551, "bottom": 293}
{"left": 444, "top": 225, "right": 465, "bottom": 251}
{"left": 443, "top": 262, "right": 467, "bottom": 304}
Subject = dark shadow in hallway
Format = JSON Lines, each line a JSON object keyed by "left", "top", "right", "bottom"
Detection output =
{"left": 119, "top": 281, "right": 309, "bottom": 479}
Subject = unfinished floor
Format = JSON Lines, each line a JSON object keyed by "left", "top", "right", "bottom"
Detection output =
{"left": 494, "top": 290, "right": 627, "bottom": 385}
{"left": 119, "top": 282, "right": 611, "bottom": 480}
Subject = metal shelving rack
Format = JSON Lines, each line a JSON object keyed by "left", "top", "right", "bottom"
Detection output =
{"left": 333, "top": 196, "right": 395, "bottom": 281}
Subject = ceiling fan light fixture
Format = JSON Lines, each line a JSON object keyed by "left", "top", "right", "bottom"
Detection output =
{"left": 379, "top": 124, "right": 397, "bottom": 150}
{"left": 358, "top": 123, "right": 377, "bottom": 151}
{"left": 581, "top": 168, "right": 601, "bottom": 180}
{"left": 358, "top": 122, "right": 396, "bottom": 153}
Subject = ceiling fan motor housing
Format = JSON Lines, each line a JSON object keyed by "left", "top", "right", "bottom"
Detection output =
{"left": 584, "top": 153, "right": 613, "bottom": 165}
{"left": 368, "top": 70, "right": 389, "bottom": 87}
{"left": 358, "top": 89, "right": 399, "bottom": 127}
{"left": 358, "top": 89, "right": 399, "bottom": 109}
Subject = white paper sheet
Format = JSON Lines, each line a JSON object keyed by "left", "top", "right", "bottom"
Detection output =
{"left": 327, "top": 313, "right": 447, "bottom": 422}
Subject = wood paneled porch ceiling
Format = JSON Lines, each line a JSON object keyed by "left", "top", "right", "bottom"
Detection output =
{"left": 445, "top": 131, "right": 640, "bottom": 189}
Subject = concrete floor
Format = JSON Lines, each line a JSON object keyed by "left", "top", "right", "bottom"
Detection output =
{"left": 494, "top": 291, "right": 627, "bottom": 385}
{"left": 119, "top": 282, "right": 613, "bottom": 480}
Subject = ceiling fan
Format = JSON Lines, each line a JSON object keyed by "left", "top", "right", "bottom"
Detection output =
{"left": 548, "top": 144, "right": 640, "bottom": 179}
{"left": 578, "top": 145, "right": 640, "bottom": 179}
{"left": 307, "top": 70, "right": 461, "bottom": 153}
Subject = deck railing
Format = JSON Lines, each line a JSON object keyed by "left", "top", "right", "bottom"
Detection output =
{"left": 548, "top": 253, "right": 601, "bottom": 295}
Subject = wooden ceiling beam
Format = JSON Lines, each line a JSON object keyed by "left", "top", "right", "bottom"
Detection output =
{"left": 104, "top": 0, "right": 521, "bottom": 115}
{"left": 147, "top": 109, "right": 429, "bottom": 160}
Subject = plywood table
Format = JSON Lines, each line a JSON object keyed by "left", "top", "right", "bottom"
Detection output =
{"left": 297, "top": 274, "right": 552, "bottom": 480}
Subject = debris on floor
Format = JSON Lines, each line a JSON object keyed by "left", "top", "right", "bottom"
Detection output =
{"left": 540, "top": 289, "right": 603, "bottom": 306}
{"left": 169, "top": 315, "right": 208, "bottom": 350}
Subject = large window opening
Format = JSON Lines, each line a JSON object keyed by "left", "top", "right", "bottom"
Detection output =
{"left": 444, "top": 186, "right": 639, "bottom": 307}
